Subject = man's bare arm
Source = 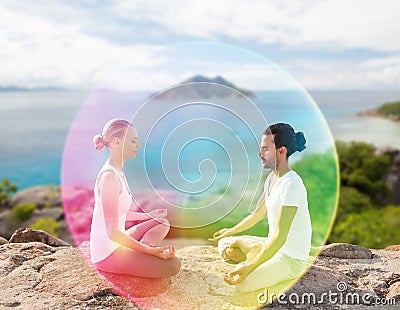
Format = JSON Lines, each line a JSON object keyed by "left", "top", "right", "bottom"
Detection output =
{"left": 209, "top": 192, "right": 266, "bottom": 241}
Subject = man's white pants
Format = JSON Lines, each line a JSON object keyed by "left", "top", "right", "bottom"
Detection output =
{"left": 218, "top": 236, "right": 308, "bottom": 292}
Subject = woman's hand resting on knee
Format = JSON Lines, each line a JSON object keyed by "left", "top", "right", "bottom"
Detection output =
{"left": 149, "top": 209, "right": 167, "bottom": 218}
{"left": 148, "top": 244, "right": 176, "bottom": 259}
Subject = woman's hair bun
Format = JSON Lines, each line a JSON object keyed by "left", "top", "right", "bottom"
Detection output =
{"left": 295, "top": 132, "right": 306, "bottom": 152}
{"left": 93, "top": 134, "right": 106, "bottom": 151}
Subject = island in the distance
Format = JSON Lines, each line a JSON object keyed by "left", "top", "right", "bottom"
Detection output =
{"left": 149, "top": 75, "right": 255, "bottom": 100}
{"left": 359, "top": 101, "right": 400, "bottom": 122}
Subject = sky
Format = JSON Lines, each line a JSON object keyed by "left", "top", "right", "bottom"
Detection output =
{"left": 1, "top": 0, "right": 400, "bottom": 91}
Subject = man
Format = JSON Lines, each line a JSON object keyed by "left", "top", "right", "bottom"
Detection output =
{"left": 209, "top": 123, "right": 312, "bottom": 292}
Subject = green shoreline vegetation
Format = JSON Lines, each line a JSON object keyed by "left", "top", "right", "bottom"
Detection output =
{"left": 377, "top": 101, "right": 400, "bottom": 121}
{"left": 360, "top": 101, "right": 400, "bottom": 122}
{"left": 329, "top": 141, "right": 400, "bottom": 248}
{"left": 0, "top": 178, "right": 17, "bottom": 205}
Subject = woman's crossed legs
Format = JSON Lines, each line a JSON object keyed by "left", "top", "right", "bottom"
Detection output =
{"left": 127, "top": 217, "right": 170, "bottom": 246}
{"left": 95, "top": 218, "right": 180, "bottom": 278}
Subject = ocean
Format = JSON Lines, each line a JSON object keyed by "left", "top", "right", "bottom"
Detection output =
{"left": 1, "top": 90, "right": 400, "bottom": 190}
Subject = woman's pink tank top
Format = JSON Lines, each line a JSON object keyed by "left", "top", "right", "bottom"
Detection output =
{"left": 90, "top": 162, "right": 132, "bottom": 264}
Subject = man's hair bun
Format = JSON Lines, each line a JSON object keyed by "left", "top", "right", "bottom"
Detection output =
{"left": 295, "top": 132, "right": 306, "bottom": 152}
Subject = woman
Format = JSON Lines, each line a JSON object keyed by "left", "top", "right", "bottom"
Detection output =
{"left": 90, "top": 119, "right": 181, "bottom": 278}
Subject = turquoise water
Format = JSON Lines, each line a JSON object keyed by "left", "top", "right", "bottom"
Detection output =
{"left": 1, "top": 90, "right": 399, "bottom": 190}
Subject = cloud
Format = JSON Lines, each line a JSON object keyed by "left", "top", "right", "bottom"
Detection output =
{"left": 113, "top": 0, "right": 400, "bottom": 52}
{"left": 0, "top": 4, "right": 167, "bottom": 89}
{"left": 361, "top": 56, "right": 400, "bottom": 87}
{"left": 1, "top": 0, "right": 400, "bottom": 90}
{"left": 285, "top": 55, "right": 400, "bottom": 89}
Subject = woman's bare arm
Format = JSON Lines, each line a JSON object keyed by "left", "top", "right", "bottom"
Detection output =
{"left": 99, "top": 171, "right": 154, "bottom": 254}
{"left": 125, "top": 211, "right": 152, "bottom": 221}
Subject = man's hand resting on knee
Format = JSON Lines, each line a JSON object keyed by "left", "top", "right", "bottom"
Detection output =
{"left": 208, "top": 228, "right": 234, "bottom": 242}
{"left": 224, "top": 262, "right": 253, "bottom": 285}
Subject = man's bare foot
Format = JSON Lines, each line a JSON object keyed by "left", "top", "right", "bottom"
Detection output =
{"left": 223, "top": 239, "right": 264, "bottom": 263}
{"left": 223, "top": 246, "right": 247, "bottom": 263}
{"left": 229, "top": 238, "right": 252, "bottom": 252}
{"left": 245, "top": 244, "right": 263, "bottom": 261}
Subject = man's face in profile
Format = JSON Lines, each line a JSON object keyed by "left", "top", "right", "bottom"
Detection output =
{"left": 259, "top": 134, "right": 277, "bottom": 170}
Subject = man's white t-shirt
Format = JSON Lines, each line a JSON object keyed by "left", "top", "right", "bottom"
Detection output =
{"left": 264, "top": 170, "right": 312, "bottom": 260}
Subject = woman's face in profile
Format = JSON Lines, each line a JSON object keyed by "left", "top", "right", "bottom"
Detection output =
{"left": 122, "top": 126, "right": 140, "bottom": 159}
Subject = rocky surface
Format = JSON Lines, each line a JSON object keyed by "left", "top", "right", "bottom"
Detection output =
{"left": 0, "top": 236, "right": 8, "bottom": 245}
{"left": 386, "top": 245, "right": 400, "bottom": 251}
{"left": 0, "top": 230, "right": 137, "bottom": 310}
{"left": 8, "top": 185, "right": 62, "bottom": 209}
{"left": 0, "top": 230, "right": 399, "bottom": 309}
{"left": 318, "top": 242, "right": 372, "bottom": 259}
{"left": 9, "top": 228, "right": 70, "bottom": 247}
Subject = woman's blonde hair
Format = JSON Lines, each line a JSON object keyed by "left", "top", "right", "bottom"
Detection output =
{"left": 93, "top": 119, "right": 132, "bottom": 151}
